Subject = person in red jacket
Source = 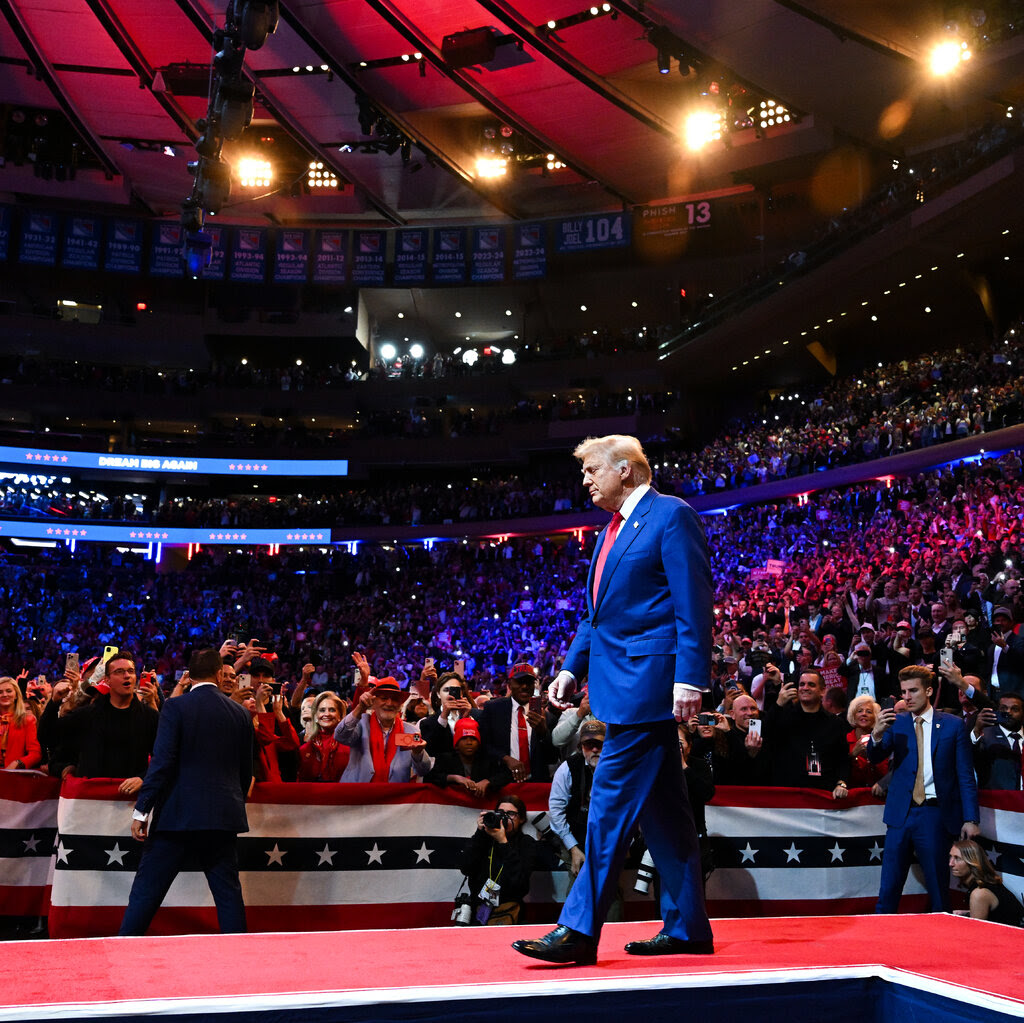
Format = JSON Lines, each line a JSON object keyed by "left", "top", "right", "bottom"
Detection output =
{"left": 0, "top": 676, "right": 42, "bottom": 770}
{"left": 298, "top": 692, "right": 349, "bottom": 782}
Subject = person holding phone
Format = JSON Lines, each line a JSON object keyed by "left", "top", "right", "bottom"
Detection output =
{"left": 478, "top": 662, "right": 556, "bottom": 783}
{"left": 334, "top": 678, "right": 432, "bottom": 782}
{"left": 420, "top": 671, "right": 479, "bottom": 758}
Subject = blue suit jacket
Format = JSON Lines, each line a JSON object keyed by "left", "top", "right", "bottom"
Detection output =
{"left": 868, "top": 710, "right": 979, "bottom": 834}
{"left": 563, "top": 488, "right": 712, "bottom": 726}
{"left": 135, "top": 684, "right": 253, "bottom": 834}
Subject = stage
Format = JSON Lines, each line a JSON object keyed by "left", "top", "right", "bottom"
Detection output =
{"left": 3, "top": 915, "right": 1021, "bottom": 1023}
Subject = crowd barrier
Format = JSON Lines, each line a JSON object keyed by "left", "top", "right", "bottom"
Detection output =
{"left": 2, "top": 773, "right": 1022, "bottom": 937}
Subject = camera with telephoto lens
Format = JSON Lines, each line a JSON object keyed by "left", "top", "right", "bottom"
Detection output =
{"left": 452, "top": 893, "right": 474, "bottom": 925}
{"left": 634, "top": 849, "right": 657, "bottom": 894}
{"left": 483, "top": 809, "right": 511, "bottom": 829}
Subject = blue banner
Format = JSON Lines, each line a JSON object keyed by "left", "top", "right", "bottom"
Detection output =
{"left": 230, "top": 226, "right": 267, "bottom": 282}
{"left": 0, "top": 520, "right": 333, "bottom": 545}
{"left": 19, "top": 209, "right": 59, "bottom": 266}
{"left": 150, "top": 222, "right": 184, "bottom": 278}
{"left": 312, "top": 229, "right": 347, "bottom": 283}
{"left": 392, "top": 228, "right": 427, "bottom": 284}
{"left": 0, "top": 444, "right": 348, "bottom": 478}
{"left": 470, "top": 225, "right": 505, "bottom": 283}
{"left": 273, "top": 228, "right": 309, "bottom": 283}
{"left": 511, "top": 222, "right": 546, "bottom": 280}
{"left": 432, "top": 227, "right": 466, "bottom": 283}
{"left": 554, "top": 212, "right": 630, "bottom": 253}
{"left": 0, "top": 205, "right": 11, "bottom": 261}
{"left": 204, "top": 225, "right": 228, "bottom": 280}
{"left": 351, "top": 230, "right": 386, "bottom": 285}
{"left": 104, "top": 218, "right": 144, "bottom": 273}
{"left": 61, "top": 216, "right": 102, "bottom": 270}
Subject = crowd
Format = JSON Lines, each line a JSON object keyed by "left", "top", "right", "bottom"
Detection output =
{"left": 2, "top": 321, "right": 1023, "bottom": 534}
{"left": 5, "top": 439, "right": 1024, "bottom": 930}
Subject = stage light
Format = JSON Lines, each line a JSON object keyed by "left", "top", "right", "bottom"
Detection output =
{"left": 475, "top": 156, "right": 508, "bottom": 178}
{"left": 307, "top": 160, "right": 338, "bottom": 189}
{"left": 684, "top": 108, "right": 723, "bottom": 150}
{"left": 929, "top": 38, "right": 969, "bottom": 75}
{"left": 462, "top": 349, "right": 479, "bottom": 366}
{"left": 409, "top": 343, "right": 424, "bottom": 359}
{"left": 379, "top": 343, "right": 397, "bottom": 360}
{"left": 501, "top": 349, "right": 516, "bottom": 365}
{"left": 238, "top": 156, "right": 272, "bottom": 187}
{"left": 657, "top": 49, "right": 671, "bottom": 74}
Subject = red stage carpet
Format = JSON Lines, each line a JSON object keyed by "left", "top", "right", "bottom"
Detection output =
{"left": 2, "top": 915, "right": 1021, "bottom": 1023}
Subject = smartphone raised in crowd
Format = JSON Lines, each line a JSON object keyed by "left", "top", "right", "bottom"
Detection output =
{"left": 65, "top": 651, "right": 79, "bottom": 674}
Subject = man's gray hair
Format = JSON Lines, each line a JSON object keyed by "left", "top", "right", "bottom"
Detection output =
{"left": 573, "top": 434, "right": 652, "bottom": 485}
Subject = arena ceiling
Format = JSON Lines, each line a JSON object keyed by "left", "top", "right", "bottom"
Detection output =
{"left": 2, "top": 0, "right": 1023, "bottom": 227}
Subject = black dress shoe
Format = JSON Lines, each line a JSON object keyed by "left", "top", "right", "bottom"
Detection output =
{"left": 512, "top": 925, "right": 597, "bottom": 965}
{"left": 624, "top": 933, "right": 714, "bottom": 956}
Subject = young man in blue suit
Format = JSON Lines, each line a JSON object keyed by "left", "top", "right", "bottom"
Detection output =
{"left": 513, "top": 434, "right": 714, "bottom": 965}
{"left": 868, "top": 665, "right": 980, "bottom": 913}
{"left": 119, "top": 647, "right": 254, "bottom": 935}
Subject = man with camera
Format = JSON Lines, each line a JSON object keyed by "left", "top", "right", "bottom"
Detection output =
{"left": 457, "top": 795, "right": 539, "bottom": 926}
{"left": 335, "top": 677, "right": 432, "bottom": 782}
{"left": 972, "top": 691, "right": 1024, "bottom": 790}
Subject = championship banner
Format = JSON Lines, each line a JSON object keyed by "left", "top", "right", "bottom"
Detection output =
{"left": 470, "top": 225, "right": 505, "bottom": 283}
{"left": 6, "top": 777, "right": 1019, "bottom": 936}
{"left": 351, "top": 230, "right": 386, "bottom": 285}
{"left": 149, "top": 222, "right": 184, "bottom": 278}
{"left": 312, "top": 230, "right": 347, "bottom": 283}
{"left": 432, "top": 228, "right": 466, "bottom": 283}
{"left": 18, "top": 209, "right": 59, "bottom": 266}
{"left": 273, "top": 228, "right": 309, "bottom": 283}
{"left": 511, "top": 222, "right": 545, "bottom": 280}
{"left": 104, "top": 218, "right": 144, "bottom": 274}
{"left": 230, "top": 226, "right": 267, "bottom": 282}
{"left": 393, "top": 229, "right": 427, "bottom": 284}
{"left": 61, "top": 215, "right": 102, "bottom": 270}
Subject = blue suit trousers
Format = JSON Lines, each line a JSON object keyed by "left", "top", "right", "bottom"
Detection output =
{"left": 558, "top": 719, "right": 712, "bottom": 942}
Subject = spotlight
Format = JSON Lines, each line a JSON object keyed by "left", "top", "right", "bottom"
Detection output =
{"left": 183, "top": 231, "right": 214, "bottom": 278}
{"left": 409, "top": 343, "right": 424, "bottom": 359}
{"left": 657, "top": 50, "right": 671, "bottom": 74}
{"left": 684, "top": 109, "right": 723, "bottom": 150}
{"left": 475, "top": 156, "right": 508, "bottom": 178}
{"left": 238, "top": 156, "right": 272, "bottom": 187}
{"left": 379, "top": 343, "right": 397, "bottom": 360}
{"left": 929, "top": 38, "right": 969, "bottom": 76}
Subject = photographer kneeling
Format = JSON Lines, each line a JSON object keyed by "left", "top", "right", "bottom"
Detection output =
{"left": 456, "top": 795, "right": 538, "bottom": 926}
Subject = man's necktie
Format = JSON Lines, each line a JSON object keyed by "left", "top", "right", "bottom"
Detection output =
{"left": 1011, "top": 732, "right": 1022, "bottom": 790}
{"left": 913, "top": 716, "right": 927, "bottom": 805}
{"left": 517, "top": 706, "right": 530, "bottom": 765}
{"left": 591, "top": 511, "right": 623, "bottom": 604}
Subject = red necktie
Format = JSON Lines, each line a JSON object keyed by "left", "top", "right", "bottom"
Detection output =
{"left": 591, "top": 511, "right": 624, "bottom": 604}
{"left": 517, "top": 706, "right": 530, "bottom": 764}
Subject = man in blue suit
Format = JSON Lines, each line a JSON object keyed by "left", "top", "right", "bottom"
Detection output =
{"left": 868, "top": 665, "right": 980, "bottom": 913}
{"left": 513, "top": 434, "right": 713, "bottom": 965}
{"left": 119, "top": 647, "right": 253, "bottom": 935}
